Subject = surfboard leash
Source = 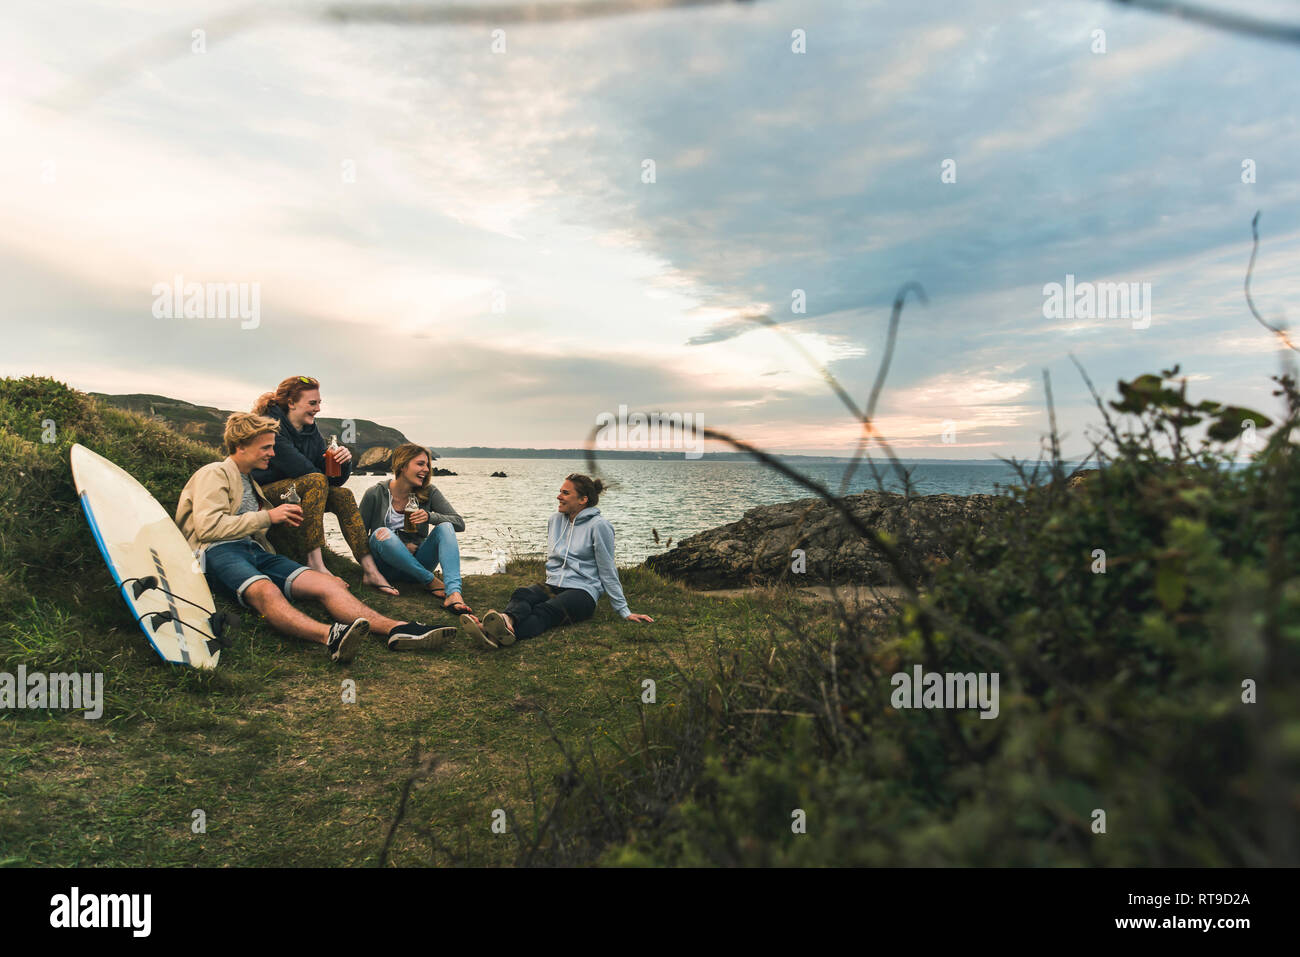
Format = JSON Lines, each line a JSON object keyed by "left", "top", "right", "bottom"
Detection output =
{"left": 138, "top": 612, "right": 233, "bottom": 655}
{"left": 118, "top": 576, "right": 238, "bottom": 654}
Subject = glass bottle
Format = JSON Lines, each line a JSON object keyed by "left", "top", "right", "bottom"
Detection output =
{"left": 325, "top": 434, "right": 341, "bottom": 478}
{"left": 403, "top": 491, "right": 419, "bottom": 532}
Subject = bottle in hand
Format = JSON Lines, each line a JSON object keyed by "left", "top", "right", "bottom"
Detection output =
{"left": 325, "top": 434, "right": 341, "bottom": 478}
{"left": 283, "top": 482, "right": 301, "bottom": 505}
{"left": 403, "top": 493, "right": 419, "bottom": 532}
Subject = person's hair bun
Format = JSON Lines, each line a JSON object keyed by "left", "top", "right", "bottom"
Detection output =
{"left": 565, "top": 472, "right": 607, "bottom": 507}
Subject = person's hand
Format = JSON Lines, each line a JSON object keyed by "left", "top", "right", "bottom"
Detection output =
{"left": 410, "top": 509, "right": 429, "bottom": 525}
{"left": 332, "top": 446, "right": 352, "bottom": 466}
{"left": 406, "top": 542, "right": 418, "bottom": 554}
{"left": 626, "top": 613, "right": 654, "bottom": 623}
{"left": 269, "top": 504, "right": 303, "bottom": 526}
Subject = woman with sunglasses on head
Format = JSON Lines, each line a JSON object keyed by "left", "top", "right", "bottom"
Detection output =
{"left": 460, "top": 473, "right": 652, "bottom": 648}
{"left": 359, "top": 443, "right": 472, "bottom": 614}
{"left": 251, "top": 375, "right": 399, "bottom": 596}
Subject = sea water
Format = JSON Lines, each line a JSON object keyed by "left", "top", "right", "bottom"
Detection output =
{"left": 325, "top": 458, "right": 1053, "bottom": 575}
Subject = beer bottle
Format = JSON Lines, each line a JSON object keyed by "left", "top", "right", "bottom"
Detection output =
{"left": 326, "top": 434, "right": 342, "bottom": 478}
{"left": 403, "top": 492, "right": 419, "bottom": 532}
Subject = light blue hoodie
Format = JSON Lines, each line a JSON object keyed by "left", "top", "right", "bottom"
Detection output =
{"left": 545, "top": 506, "right": 631, "bottom": 618}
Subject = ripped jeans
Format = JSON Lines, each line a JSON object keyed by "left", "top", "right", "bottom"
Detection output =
{"left": 368, "top": 521, "right": 463, "bottom": 596}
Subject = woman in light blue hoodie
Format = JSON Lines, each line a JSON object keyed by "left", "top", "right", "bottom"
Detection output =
{"left": 460, "top": 474, "right": 653, "bottom": 648}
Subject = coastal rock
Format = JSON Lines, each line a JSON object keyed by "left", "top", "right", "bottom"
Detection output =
{"left": 644, "top": 491, "right": 1009, "bottom": 589}
{"left": 357, "top": 446, "right": 392, "bottom": 473}
{"left": 354, "top": 449, "right": 452, "bottom": 476}
{"left": 490, "top": 471, "right": 508, "bottom": 478}
{"left": 1066, "top": 468, "right": 1100, "bottom": 490}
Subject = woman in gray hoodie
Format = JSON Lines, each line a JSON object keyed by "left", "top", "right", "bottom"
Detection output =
{"left": 461, "top": 473, "right": 653, "bottom": 648}
{"left": 358, "top": 443, "right": 472, "bottom": 615}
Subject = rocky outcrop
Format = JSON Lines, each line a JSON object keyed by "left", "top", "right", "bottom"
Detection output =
{"left": 1066, "top": 468, "right": 1100, "bottom": 490}
{"left": 352, "top": 450, "right": 455, "bottom": 476}
{"left": 644, "top": 491, "right": 1010, "bottom": 589}
{"left": 357, "top": 446, "right": 392, "bottom": 473}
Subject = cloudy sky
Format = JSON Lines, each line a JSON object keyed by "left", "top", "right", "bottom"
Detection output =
{"left": 2, "top": 0, "right": 1297, "bottom": 457}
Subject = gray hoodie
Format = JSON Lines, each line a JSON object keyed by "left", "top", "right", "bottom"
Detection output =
{"left": 545, "top": 507, "right": 631, "bottom": 618}
{"left": 358, "top": 480, "right": 464, "bottom": 543}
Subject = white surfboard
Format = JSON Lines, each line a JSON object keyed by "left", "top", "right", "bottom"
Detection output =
{"left": 71, "top": 443, "right": 226, "bottom": 669}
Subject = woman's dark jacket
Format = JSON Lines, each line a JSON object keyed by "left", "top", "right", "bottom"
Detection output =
{"left": 249, "top": 403, "right": 352, "bottom": 487}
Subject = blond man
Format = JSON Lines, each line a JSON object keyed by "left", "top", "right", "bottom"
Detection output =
{"left": 175, "top": 413, "right": 455, "bottom": 662}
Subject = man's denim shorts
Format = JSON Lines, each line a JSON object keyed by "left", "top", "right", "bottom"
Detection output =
{"left": 203, "top": 540, "right": 309, "bottom": 608}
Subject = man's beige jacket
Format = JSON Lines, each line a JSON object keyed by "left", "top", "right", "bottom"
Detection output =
{"left": 175, "top": 457, "right": 275, "bottom": 554}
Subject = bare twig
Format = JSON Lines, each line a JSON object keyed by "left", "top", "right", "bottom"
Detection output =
{"left": 1244, "top": 211, "right": 1298, "bottom": 353}
{"left": 1111, "top": 0, "right": 1300, "bottom": 47}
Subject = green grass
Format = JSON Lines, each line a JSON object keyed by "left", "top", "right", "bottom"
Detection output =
{"left": 0, "top": 554, "right": 814, "bottom": 867}
{"left": 8, "top": 372, "right": 1294, "bottom": 867}
{"left": 0, "top": 376, "right": 817, "bottom": 866}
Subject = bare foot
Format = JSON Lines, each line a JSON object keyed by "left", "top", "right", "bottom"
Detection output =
{"left": 443, "top": 591, "right": 472, "bottom": 615}
{"left": 363, "top": 572, "right": 398, "bottom": 597}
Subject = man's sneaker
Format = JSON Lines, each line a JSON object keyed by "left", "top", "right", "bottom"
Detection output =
{"left": 387, "top": 622, "right": 457, "bottom": 652}
{"left": 482, "top": 611, "right": 517, "bottom": 647}
{"left": 328, "top": 618, "right": 368, "bottom": 663}
{"left": 460, "top": 613, "right": 497, "bottom": 649}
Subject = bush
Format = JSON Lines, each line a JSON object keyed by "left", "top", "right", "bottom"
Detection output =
{"left": 506, "top": 369, "right": 1299, "bottom": 866}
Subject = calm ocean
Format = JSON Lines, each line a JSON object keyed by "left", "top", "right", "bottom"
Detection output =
{"left": 325, "top": 458, "right": 1052, "bottom": 574}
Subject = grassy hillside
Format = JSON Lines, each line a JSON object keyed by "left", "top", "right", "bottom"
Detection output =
{"left": 1, "top": 373, "right": 1295, "bottom": 866}
{"left": 0, "top": 376, "right": 798, "bottom": 865}
{"left": 92, "top": 392, "right": 412, "bottom": 459}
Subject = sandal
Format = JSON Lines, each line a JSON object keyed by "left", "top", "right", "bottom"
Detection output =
{"left": 444, "top": 600, "right": 472, "bottom": 616}
{"left": 482, "top": 610, "right": 516, "bottom": 647}
{"left": 459, "top": 614, "right": 497, "bottom": 649}
{"left": 373, "top": 584, "right": 400, "bottom": 597}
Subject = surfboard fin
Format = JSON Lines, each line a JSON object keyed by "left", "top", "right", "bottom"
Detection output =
{"left": 130, "top": 575, "right": 160, "bottom": 599}
{"left": 209, "top": 610, "right": 240, "bottom": 649}
{"left": 142, "top": 610, "right": 175, "bottom": 630}
{"left": 144, "top": 608, "right": 233, "bottom": 657}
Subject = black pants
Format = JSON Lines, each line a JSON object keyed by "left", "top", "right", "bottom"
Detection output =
{"left": 503, "top": 583, "right": 596, "bottom": 641}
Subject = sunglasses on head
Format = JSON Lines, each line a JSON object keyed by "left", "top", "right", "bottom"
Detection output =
{"left": 298, "top": 376, "right": 318, "bottom": 386}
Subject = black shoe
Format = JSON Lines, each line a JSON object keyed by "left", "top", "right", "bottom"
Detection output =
{"left": 328, "top": 618, "right": 368, "bottom": 663}
{"left": 387, "top": 622, "right": 457, "bottom": 652}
